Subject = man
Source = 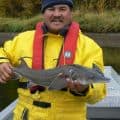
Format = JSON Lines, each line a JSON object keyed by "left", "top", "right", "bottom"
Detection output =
{"left": 0, "top": 0, "right": 106, "bottom": 119}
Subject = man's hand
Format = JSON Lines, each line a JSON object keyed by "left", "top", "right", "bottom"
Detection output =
{"left": 66, "top": 78, "right": 89, "bottom": 94}
{"left": 0, "top": 62, "right": 13, "bottom": 83}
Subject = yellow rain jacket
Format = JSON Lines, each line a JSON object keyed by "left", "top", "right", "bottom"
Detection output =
{"left": 0, "top": 30, "right": 106, "bottom": 120}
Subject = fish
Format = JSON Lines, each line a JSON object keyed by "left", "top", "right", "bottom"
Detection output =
{"left": 12, "top": 58, "right": 110, "bottom": 90}
{"left": 63, "top": 64, "right": 110, "bottom": 85}
{"left": 48, "top": 64, "right": 110, "bottom": 90}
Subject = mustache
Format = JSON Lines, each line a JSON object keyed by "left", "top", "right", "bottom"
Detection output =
{"left": 51, "top": 17, "right": 63, "bottom": 22}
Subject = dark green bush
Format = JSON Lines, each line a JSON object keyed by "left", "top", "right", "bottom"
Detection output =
{"left": 0, "top": 0, "right": 120, "bottom": 18}
{"left": 0, "top": 0, "right": 41, "bottom": 18}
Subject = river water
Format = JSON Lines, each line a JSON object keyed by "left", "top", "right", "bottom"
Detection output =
{"left": 0, "top": 80, "right": 18, "bottom": 111}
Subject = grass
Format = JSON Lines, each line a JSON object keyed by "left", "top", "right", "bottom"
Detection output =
{"left": 0, "top": 10, "right": 120, "bottom": 32}
{"left": 73, "top": 10, "right": 120, "bottom": 33}
{"left": 0, "top": 15, "right": 42, "bottom": 32}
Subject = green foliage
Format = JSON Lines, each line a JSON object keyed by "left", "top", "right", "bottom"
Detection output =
{"left": 73, "top": 0, "right": 120, "bottom": 14}
{"left": 0, "top": 15, "right": 43, "bottom": 32}
{"left": 0, "top": 0, "right": 120, "bottom": 17}
{"left": 73, "top": 10, "right": 120, "bottom": 33}
{"left": 0, "top": 10, "right": 120, "bottom": 33}
{"left": 0, "top": 0, "right": 41, "bottom": 18}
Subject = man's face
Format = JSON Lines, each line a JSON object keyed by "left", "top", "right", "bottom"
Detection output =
{"left": 43, "top": 4, "right": 72, "bottom": 34}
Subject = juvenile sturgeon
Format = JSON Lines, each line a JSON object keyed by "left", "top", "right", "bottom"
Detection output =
{"left": 12, "top": 58, "right": 110, "bottom": 90}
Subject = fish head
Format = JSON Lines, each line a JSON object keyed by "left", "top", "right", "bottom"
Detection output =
{"left": 75, "top": 64, "right": 110, "bottom": 85}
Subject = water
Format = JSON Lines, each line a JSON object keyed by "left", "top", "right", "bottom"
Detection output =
{"left": 0, "top": 80, "right": 18, "bottom": 111}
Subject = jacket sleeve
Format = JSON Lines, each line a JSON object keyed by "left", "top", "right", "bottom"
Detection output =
{"left": 75, "top": 32, "right": 106, "bottom": 104}
{"left": 0, "top": 31, "right": 34, "bottom": 65}
{"left": 0, "top": 35, "right": 20, "bottom": 65}
{"left": 0, "top": 40, "right": 13, "bottom": 63}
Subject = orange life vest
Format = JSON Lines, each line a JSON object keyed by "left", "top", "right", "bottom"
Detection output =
{"left": 32, "top": 22, "right": 80, "bottom": 69}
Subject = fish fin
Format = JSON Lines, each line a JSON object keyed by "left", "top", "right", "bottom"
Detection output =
{"left": 18, "top": 58, "right": 29, "bottom": 69}
{"left": 92, "top": 64, "right": 103, "bottom": 74}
